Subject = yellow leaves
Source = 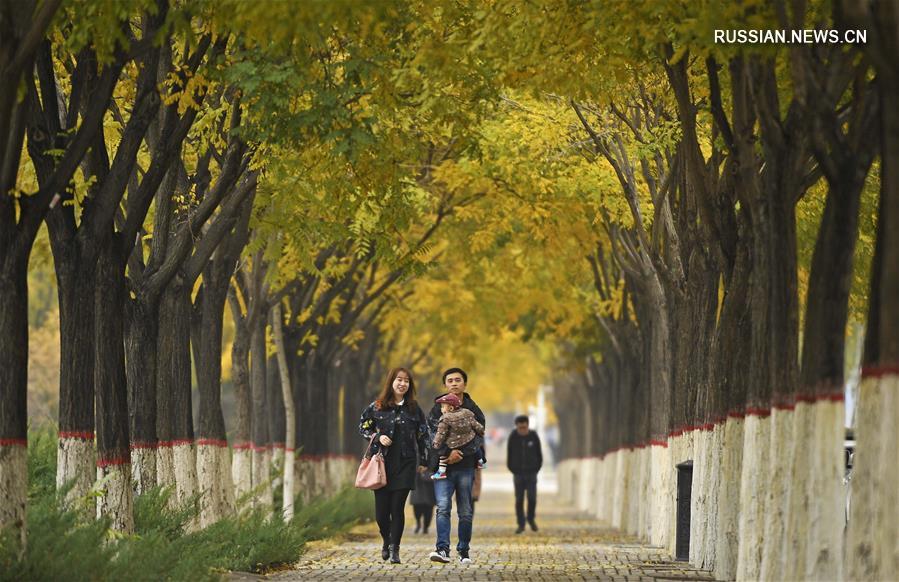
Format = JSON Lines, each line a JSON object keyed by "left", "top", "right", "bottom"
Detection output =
{"left": 161, "top": 68, "right": 213, "bottom": 115}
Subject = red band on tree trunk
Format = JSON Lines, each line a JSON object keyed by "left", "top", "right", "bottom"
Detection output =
{"left": 0, "top": 438, "right": 27, "bottom": 446}
{"left": 59, "top": 431, "right": 95, "bottom": 440}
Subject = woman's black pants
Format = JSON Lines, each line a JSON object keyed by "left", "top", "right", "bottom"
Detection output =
{"left": 374, "top": 488, "right": 410, "bottom": 546}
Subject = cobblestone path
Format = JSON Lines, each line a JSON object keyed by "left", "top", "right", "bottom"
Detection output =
{"left": 255, "top": 471, "right": 715, "bottom": 581}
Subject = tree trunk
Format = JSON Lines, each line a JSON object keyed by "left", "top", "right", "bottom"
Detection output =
{"left": 126, "top": 296, "right": 159, "bottom": 494}
{"left": 157, "top": 280, "right": 197, "bottom": 510}
{"left": 272, "top": 304, "right": 296, "bottom": 521}
{"left": 94, "top": 238, "right": 134, "bottom": 532}
{"left": 0, "top": 255, "right": 29, "bottom": 547}
{"left": 250, "top": 315, "right": 272, "bottom": 511}
{"left": 193, "top": 261, "right": 233, "bottom": 527}
{"left": 850, "top": 65, "right": 899, "bottom": 580}
{"left": 711, "top": 224, "right": 753, "bottom": 581}
{"left": 54, "top": 247, "right": 97, "bottom": 511}
{"left": 787, "top": 165, "right": 868, "bottom": 580}
{"left": 228, "top": 299, "right": 253, "bottom": 506}
{"left": 267, "top": 352, "right": 286, "bottom": 495}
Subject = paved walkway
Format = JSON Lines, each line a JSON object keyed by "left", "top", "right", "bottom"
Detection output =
{"left": 248, "top": 471, "right": 714, "bottom": 581}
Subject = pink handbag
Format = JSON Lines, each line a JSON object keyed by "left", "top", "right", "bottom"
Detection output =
{"left": 355, "top": 435, "right": 387, "bottom": 490}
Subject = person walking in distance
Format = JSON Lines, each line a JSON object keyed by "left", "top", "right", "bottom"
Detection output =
{"left": 410, "top": 467, "right": 436, "bottom": 534}
{"left": 507, "top": 415, "right": 543, "bottom": 533}
{"left": 358, "top": 368, "right": 429, "bottom": 564}
{"left": 427, "top": 368, "right": 485, "bottom": 565}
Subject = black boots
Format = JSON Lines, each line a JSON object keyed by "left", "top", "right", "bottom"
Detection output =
{"left": 389, "top": 544, "right": 401, "bottom": 564}
{"left": 381, "top": 538, "right": 390, "bottom": 561}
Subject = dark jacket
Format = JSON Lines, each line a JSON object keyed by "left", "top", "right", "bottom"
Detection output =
{"left": 427, "top": 392, "right": 485, "bottom": 471}
{"left": 507, "top": 429, "right": 542, "bottom": 475}
{"left": 359, "top": 400, "right": 429, "bottom": 467}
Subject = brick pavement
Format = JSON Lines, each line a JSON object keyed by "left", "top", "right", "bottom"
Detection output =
{"left": 246, "top": 470, "right": 715, "bottom": 581}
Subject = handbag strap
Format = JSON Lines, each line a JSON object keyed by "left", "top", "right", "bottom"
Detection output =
{"left": 363, "top": 433, "right": 379, "bottom": 458}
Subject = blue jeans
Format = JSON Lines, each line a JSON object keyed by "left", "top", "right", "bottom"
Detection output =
{"left": 434, "top": 467, "right": 474, "bottom": 552}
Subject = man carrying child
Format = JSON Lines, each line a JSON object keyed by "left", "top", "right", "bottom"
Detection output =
{"left": 427, "top": 368, "right": 485, "bottom": 565}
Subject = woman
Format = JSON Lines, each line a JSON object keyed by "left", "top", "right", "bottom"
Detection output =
{"left": 359, "top": 367, "right": 429, "bottom": 564}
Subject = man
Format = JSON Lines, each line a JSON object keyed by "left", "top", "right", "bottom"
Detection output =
{"left": 427, "top": 367, "right": 485, "bottom": 565}
{"left": 507, "top": 414, "right": 542, "bottom": 533}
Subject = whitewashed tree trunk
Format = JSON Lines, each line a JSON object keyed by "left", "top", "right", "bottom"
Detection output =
{"left": 172, "top": 442, "right": 198, "bottom": 530}
{"left": 232, "top": 444, "right": 253, "bottom": 508}
{"left": 252, "top": 447, "right": 273, "bottom": 512}
{"left": 197, "top": 442, "right": 233, "bottom": 527}
{"left": 690, "top": 428, "right": 709, "bottom": 566}
{"left": 626, "top": 448, "right": 642, "bottom": 536}
{"left": 557, "top": 460, "right": 569, "bottom": 503}
{"left": 57, "top": 436, "right": 95, "bottom": 513}
{"left": 783, "top": 401, "right": 814, "bottom": 580}
{"left": 612, "top": 449, "right": 629, "bottom": 528}
{"left": 0, "top": 444, "right": 27, "bottom": 549}
{"left": 878, "top": 375, "right": 899, "bottom": 579}
{"left": 650, "top": 443, "right": 673, "bottom": 547}
{"left": 295, "top": 457, "right": 314, "bottom": 505}
{"left": 848, "top": 374, "right": 899, "bottom": 580}
{"left": 736, "top": 414, "right": 770, "bottom": 580}
{"left": 702, "top": 423, "right": 723, "bottom": 571}
{"left": 130, "top": 446, "right": 157, "bottom": 495}
{"left": 639, "top": 445, "right": 652, "bottom": 540}
{"left": 591, "top": 457, "right": 604, "bottom": 519}
{"left": 715, "top": 416, "right": 743, "bottom": 580}
{"left": 96, "top": 463, "right": 134, "bottom": 533}
{"left": 219, "top": 445, "right": 235, "bottom": 510}
{"left": 804, "top": 397, "right": 844, "bottom": 580}
{"left": 157, "top": 444, "right": 175, "bottom": 491}
{"left": 594, "top": 456, "right": 607, "bottom": 520}
{"left": 577, "top": 457, "right": 592, "bottom": 512}
{"left": 272, "top": 303, "right": 296, "bottom": 522}
{"left": 759, "top": 407, "right": 792, "bottom": 581}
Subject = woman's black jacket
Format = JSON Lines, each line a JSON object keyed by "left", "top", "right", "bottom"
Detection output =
{"left": 359, "top": 400, "right": 429, "bottom": 466}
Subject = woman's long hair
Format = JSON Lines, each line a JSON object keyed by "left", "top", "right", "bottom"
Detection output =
{"left": 375, "top": 367, "right": 418, "bottom": 411}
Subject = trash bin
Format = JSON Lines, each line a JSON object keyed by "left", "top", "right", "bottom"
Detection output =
{"left": 675, "top": 460, "right": 693, "bottom": 562}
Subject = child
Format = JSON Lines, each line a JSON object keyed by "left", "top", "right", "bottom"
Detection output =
{"left": 431, "top": 393, "right": 485, "bottom": 480}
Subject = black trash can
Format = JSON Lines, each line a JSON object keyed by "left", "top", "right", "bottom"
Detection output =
{"left": 675, "top": 460, "right": 693, "bottom": 562}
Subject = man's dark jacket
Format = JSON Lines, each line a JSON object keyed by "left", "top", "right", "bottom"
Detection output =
{"left": 427, "top": 392, "right": 485, "bottom": 471}
{"left": 506, "top": 429, "right": 543, "bottom": 474}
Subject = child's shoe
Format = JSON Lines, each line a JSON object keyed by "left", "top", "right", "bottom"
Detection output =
{"left": 477, "top": 459, "right": 486, "bottom": 469}
{"left": 430, "top": 470, "right": 447, "bottom": 480}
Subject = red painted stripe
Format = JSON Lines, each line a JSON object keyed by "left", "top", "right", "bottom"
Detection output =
{"left": 727, "top": 411, "right": 746, "bottom": 419}
{"left": 0, "top": 438, "right": 27, "bottom": 447}
{"left": 97, "top": 457, "right": 130, "bottom": 467}
{"left": 271, "top": 442, "right": 286, "bottom": 449}
{"left": 232, "top": 442, "right": 253, "bottom": 450}
{"left": 862, "top": 365, "right": 899, "bottom": 379}
{"left": 196, "top": 439, "right": 229, "bottom": 448}
{"left": 130, "top": 441, "right": 158, "bottom": 450}
{"left": 649, "top": 439, "right": 669, "bottom": 448}
{"left": 745, "top": 407, "right": 772, "bottom": 418}
{"left": 157, "top": 439, "right": 194, "bottom": 448}
{"left": 59, "top": 431, "right": 94, "bottom": 440}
